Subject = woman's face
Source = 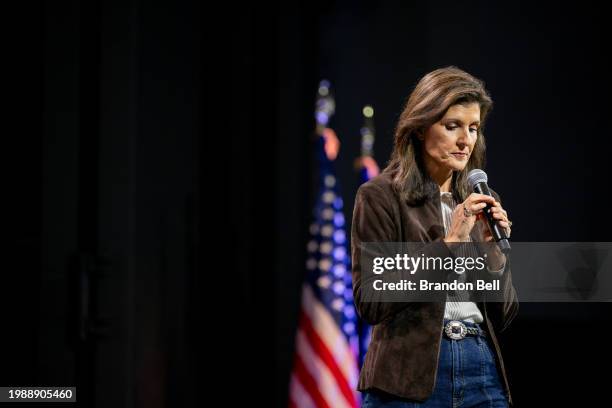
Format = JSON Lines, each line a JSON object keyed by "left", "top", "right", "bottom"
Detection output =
{"left": 421, "top": 102, "right": 480, "bottom": 173}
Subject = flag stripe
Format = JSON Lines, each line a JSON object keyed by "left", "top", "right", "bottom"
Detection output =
{"left": 289, "top": 374, "right": 316, "bottom": 408}
{"left": 301, "top": 285, "right": 359, "bottom": 386}
{"left": 293, "top": 353, "right": 331, "bottom": 408}
{"left": 295, "top": 329, "right": 352, "bottom": 407}
{"left": 299, "top": 312, "right": 358, "bottom": 407}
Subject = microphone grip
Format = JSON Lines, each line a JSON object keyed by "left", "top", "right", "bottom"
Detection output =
{"left": 474, "top": 182, "right": 511, "bottom": 254}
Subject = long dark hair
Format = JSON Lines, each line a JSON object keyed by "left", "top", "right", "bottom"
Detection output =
{"left": 384, "top": 66, "right": 493, "bottom": 204}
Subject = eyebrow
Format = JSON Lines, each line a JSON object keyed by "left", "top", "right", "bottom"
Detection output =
{"left": 444, "top": 118, "right": 480, "bottom": 126}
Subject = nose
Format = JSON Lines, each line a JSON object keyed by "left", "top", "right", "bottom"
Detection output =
{"left": 456, "top": 127, "right": 472, "bottom": 147}
{"left": 456, "top": 129, "right": 468, "bottom": 145}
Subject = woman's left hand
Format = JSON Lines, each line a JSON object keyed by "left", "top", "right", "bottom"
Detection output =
{"left": 477, "top": 201, "right": 512, "bottom": 241}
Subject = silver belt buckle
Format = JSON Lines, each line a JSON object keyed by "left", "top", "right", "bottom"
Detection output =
{"left": 444, "top": 320, "right": 467, "bottom": 340}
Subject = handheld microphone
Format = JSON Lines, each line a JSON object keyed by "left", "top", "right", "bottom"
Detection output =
{"left": 467, "top": 169, "right": 511, "bottom": 254}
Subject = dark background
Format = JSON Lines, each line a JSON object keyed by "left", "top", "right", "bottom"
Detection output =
{"left": 6, "top": 0, "right": 610, "bottom": 406}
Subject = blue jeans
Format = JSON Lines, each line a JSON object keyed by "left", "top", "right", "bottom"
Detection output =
{"left": 362, "top": 320, "right": 509, "bottom": 408}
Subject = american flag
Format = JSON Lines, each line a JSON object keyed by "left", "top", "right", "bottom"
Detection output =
{"left": 288, "top": 81, "right": 360, "bottom": 408}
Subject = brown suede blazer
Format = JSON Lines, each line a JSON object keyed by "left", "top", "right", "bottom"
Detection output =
{"left": 351, "top": 170, "right": 519, "bottom": 405}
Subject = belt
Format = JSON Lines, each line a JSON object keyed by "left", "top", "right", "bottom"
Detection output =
{"left": 443, "top": 320, "right": 486, "bottom": 340}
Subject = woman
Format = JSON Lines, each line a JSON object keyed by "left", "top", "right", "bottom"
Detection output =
{"left": 351, "top": 67, "right": 518, "bottom": 407}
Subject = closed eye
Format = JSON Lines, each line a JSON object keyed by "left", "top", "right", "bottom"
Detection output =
{"left": 445, "top": 125, "right": 478, "bottom": 134}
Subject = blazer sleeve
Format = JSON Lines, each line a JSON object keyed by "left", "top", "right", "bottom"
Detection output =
{"left": 350, "top": 182, "right": 455, "bottom": 325}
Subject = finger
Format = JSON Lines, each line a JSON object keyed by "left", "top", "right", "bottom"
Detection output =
{"left": 491, "top": 207, "right": 509, "bottom": 220}
{"left": 499, "top": 220, "right": 510, "bottom": 228}
{"left": 491, "top": 211, "right": 506, "bottom": 220}
{"left": 488, "top": 207, "right": 502, "bottom": 218}
{"left": 468, "top": 194, "right": 497, "bottom": 206}
{"left": 465, "top": 196, "right": 495, "bottom": 208}
{"left": 470, "top": 202, "right": 488, "bottom": 213}
{"left": 492, "top": 205, "right": 506, "bottom": 213}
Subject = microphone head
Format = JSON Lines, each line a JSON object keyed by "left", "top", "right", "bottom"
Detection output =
{"left": 467, "top": 169, "right": 488, "bottom": 190}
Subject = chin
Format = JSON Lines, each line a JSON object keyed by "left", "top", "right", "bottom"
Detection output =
{"left": 451, "top": 164, "right": 467, "bottom": 172}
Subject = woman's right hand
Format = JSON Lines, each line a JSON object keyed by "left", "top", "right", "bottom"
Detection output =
{"left": 443, "top": 193, "right": 498, "bottom": 242}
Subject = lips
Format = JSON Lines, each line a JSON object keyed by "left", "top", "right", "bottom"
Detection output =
{"left": 451, "top": 152, "right": 468, "bottom": 159}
